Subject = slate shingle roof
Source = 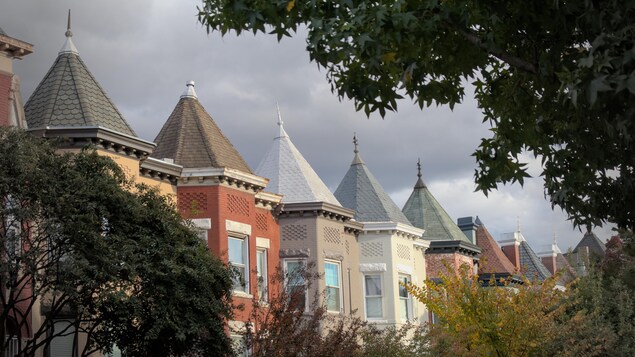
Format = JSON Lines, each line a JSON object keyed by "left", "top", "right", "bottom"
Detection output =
{"left": 401, "top": 173, "right": 471, "bottom": 243}
{"left": 256, "top": 119, "right": 340, "bottom": 205}
{"left": 334, "top": 151, "right": 411, "bottom": 225}
{"left": 24, "top": 50, "right": 136, "bottom": 136}
{"left": 574, "top": 230, "right": 606, "bottom": 257}
{"left": 152, "top": 87, "right": 252, "bottom": 173}
{"left": 476, "top": 223, "right": 517, "bottom": 275}
{"left": 519, "top": 240, "right": 552, "bottom": 281}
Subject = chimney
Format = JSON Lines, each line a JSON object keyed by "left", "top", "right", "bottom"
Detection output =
{"left": 498, "top": 231, "right": 522, "bottom": 271}
{"left": 457, "top": 216, "right": 478, "bottom": 245}
{"left": 537, "top": 237, "right": 560, "bottom": 275}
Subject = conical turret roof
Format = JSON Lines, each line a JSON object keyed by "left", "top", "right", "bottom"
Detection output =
{"left": 24, "top": 17, "right": 136, "bottom": 136}
{"left": 574, "top": 229, "right": 606, "bottom": 257}
{"left": 152, "top": 82, "right": 252, "bottom": 173}
{"left": 256, "top": 107, "right": 340, "bottom": 205}
{"left": 475, "top": 219, "right": 517, "bottom": 275}
{"left": 334, "top": 136, "right": 411, "bottom": 225}
{"left": 402, "top": 161, "right": 471, "bottom": 243}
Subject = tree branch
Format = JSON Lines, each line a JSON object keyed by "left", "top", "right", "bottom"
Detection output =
{"left": 456, "top": 28, "right": 538, "bottom": 74}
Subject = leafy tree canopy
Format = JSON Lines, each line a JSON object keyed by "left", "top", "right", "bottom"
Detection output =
{"left": 198, "top": 0, "right": 635, "bottom": 230}
{"left": 0, "top": 128, "right": 234, "bottom": 356}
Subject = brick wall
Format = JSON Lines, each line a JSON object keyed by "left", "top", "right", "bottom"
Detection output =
{"left": 426, "top": 252, "right": 474, "bottom": 278}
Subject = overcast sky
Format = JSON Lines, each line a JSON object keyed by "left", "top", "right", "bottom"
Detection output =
{"left": 1, "top": 0, "right": 615, "bottom": 251}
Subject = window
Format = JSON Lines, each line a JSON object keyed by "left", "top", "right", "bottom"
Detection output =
{"left": 364, "top": 274, "right": 383, "bottom": 319}
{"left": 197, "top": 229, "right": 208, "bottom": 247}
{"left": 229, "top": 236, "right": 248, "bottom": 292}
{"left": 256, "top": 249, "right": 268, "bottom": 302}
{"left": 284, "top": 259, "right": 307, "bottom": 311}
{"left": 398, "top": 275, "right": 413, "bottom": 320}
{"left": 324, "top": 261, "right": 341, "bottom": 312}
{"left": 231, "top": 334, "right": 249, "bottom": 357}
{"left": 48, "top": 320, "right": 75, "bottom": 357}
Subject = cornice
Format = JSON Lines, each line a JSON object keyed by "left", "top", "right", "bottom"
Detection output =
{"left": 28, "top": 126, "right": 155, "bottom": 159}
{"left": 280, "top": 201, "right": 355, "bottom": 221}
{"left": 361, "top": 221, "right": 425, "bottom": 240}
{"left": 178, "top": 167, "right": 269, "bottom": 193}
{"left": 255, "top": 191, "right": 283, "bottom": 210}
{"left": 140, "top": 157, "right": 182, "bottom": 185}
{"left": 0, "top": 34, "right": 33, "bottom": 58}
{"left": 426, "top": 239, "right": 482, "bottom": 257}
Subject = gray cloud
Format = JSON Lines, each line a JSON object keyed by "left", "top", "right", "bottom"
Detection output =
{"left": 2, "top": 0, "right": 616, "bottom": 252}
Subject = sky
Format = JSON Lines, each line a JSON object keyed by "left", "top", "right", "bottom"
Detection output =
{"left": 1, "top": 0, "right": 616, "bottom": 251}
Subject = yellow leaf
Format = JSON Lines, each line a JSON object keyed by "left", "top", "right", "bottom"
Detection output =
{"left": 286, "top": 0, "right": 295, "bottom": 12}
{"left": 382, "top": 52, "right": 397, "bottom": 63}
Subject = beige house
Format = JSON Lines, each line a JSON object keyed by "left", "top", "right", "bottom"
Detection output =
{"left": 334, "top": 137, "right": 429, "bottom": 328}
{"left": 256, "top": 111, "right": 364, "bottom": 317}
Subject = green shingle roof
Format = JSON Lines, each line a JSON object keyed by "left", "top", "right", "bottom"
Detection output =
{"left": 24, "top": 43, "right": 136, "bottom": 136}
{"left": 401, "top": 168, "right": 471, "bottom": 243}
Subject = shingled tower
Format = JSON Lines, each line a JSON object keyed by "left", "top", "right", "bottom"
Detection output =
{"left": 153, "top": 82, "right": 281, "bottom": 324}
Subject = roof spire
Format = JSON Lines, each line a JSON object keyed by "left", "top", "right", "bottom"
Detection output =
{"left": 180, "top": 80, "right": 198, "bottom": 99}
{"left": 414, "top": 158, "right": 426, "bottom": 188}
{"left": 517, "top": 216, "right": 521, "bottom": 232}
{"left": 276, "top": 102, "right": 288, "bottom": 138}
{"left": 351, "top": 133, "right": 364, "bottom": 165}
{"left": 59, "top": 9, "right": 79, "bottom": 54}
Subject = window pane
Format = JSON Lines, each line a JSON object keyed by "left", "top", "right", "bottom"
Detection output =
{"left": 400, "top": 299, "right": 409, "bottom": 320}
{"left": 366, "top": 297, "right": 382, "bottom": 318}
{"left": 50, "top": 320, "right": 75, "bottom": 357}
{"left": 398, "top": 275, "right": 410, "bottom": 298}
{"left": 228, "top": 237, "right": 244, "bottom": 264}
{"left": 257, "top": 250, "right": 267, "bottom": 301}
{"left": 365, "top": 275, "right": 382, "bottom": 296}
{"left": 325, "top": 262, "right": 339, "bottom": 286}
{"left": 286, "top": 261, "right": 305, "bottom": 286}
{"left": 326, "top": 286, "right": 340, "bottom": 311}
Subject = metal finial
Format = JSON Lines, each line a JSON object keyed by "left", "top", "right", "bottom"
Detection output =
{"left": 353, "top": 134, "right": 358, "bottom": 154}
{"left": 417, "top": 158, "right": 422, "bottom": 179}
{"left": 517, "top": 216, "right": 521, "bottom": 232}
{"left": 276, "top": 102, "right": 283, "bottom": 127}
{"left": 553, "top": 231, "right": 557, "bottom": 245}
{"left": 65, "top": 9, "right": 73, "bottom": 37}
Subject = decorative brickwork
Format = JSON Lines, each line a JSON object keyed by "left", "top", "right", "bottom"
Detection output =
{"left": 178, "top": 191, "right": 207, "bottom": 215}
{"left": 323, "top": 227, "right": 341, "bottom": 245}
{"left": 361, "top": 241, "right": 383, "bottom": 257}
{"left": 345, "top": 240, "right": 350, "bottom": 255}
{"left": 426, "top": 252, "right": 474, "bottom": 278}
{"left": 282, "top": 225, "right": 307, "bottom": 241}
{"left": 397, "top": 243, "right": 411, "bottom": 260}
{"left": 227, "top": 194, "right": 250, "bottom": 217}
{"left": 255, "top": 213, "right": 268, "bottom": 231}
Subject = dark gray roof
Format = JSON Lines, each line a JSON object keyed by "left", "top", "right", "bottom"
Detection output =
{"left": 519, "top": 241, "right": 552, "bottom": 281}
{"left": 574, "top": 230, "right": 606, "bottom": 257}
{"left": 402, "top": 176, "right": 471, "bottom": 243}
{"left": 152, "top": 93, "right": 252, "bottom": 173}
{"left": 24, "top": 52, "right": 136, "bottom": 136}
{"left": 334, "top": 152, "right": 411, "bottom": 225}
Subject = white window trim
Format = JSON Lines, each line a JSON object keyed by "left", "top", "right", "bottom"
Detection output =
{"left": 363, "top": 273, "right": 384, "bottom": 320}
{"left": 283, "top": 258, "right": 308, "bottom": 312}
{"left": 324, "top": 260, "right": 343, "bottom": 313}
{"left": 229, "top": 235, "right": 249, "bottom": 293}
{"left": 256, "top": 248, "right": 268, "bottom": 302}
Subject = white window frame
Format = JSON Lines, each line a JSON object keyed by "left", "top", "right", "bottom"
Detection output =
{"left": 228, "top": 235, "right": 249, "bottom": 293}
{"left": 364, "top": 274, "right": 383, "bottom": 319}
{"left": 324, "top": 260, "right": 342, "bottom": 313}
{"left": 398, "top": 274, "right": 413, "bottom": 321}
{"left": 283, "top": 258, "right": 308, "bottom": 312}
{"left": 256, "top": 248, "right": 268, "bottom": 302}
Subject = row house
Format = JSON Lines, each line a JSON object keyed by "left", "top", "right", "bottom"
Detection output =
{"left": 334, "top": 138, "right": 429, "bottom": 327}
{"left": 255, "top": 111, "right": 364, "bottom": 318}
